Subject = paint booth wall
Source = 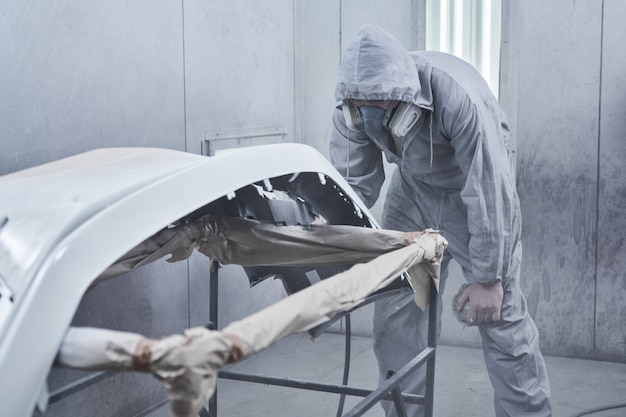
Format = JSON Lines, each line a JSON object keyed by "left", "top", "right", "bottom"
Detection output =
{"left": 498, "top": 0, "right": 626, "bottom": 363}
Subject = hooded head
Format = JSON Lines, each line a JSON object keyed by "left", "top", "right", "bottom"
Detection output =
{"left": 335, "top": 25, "right": 421, "bottom": 106}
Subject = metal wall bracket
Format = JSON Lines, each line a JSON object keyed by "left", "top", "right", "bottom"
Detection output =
{"left": 202, "top": 126, "right": 288, "bottom": 156}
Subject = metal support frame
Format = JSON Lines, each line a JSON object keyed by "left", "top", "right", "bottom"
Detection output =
{"left": 47, "top": 265, "right": 438, "bottom": 417}
{"left": 206, "top": 265, "right": 438, "bottom": 417}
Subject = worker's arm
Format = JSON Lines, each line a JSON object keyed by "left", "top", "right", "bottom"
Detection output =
{"left": 329, "top": 107, "right": 385, "bottom": 208}
{"left": 447, "top": 96, "right": 517, "bottom": 285}
{"left": 440, "top": 83, "right": 514, "bottom": 324}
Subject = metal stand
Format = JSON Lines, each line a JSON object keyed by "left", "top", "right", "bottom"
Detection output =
{"left": 205, "top": 264, "right": 438, "bottom": 417}
{"left": 47, "top": 264, "right": 437, "bottom": 417}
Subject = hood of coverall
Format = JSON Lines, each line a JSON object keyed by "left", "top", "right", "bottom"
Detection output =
{"left": 335, "top": 24, "right": 431, "bottom": 107}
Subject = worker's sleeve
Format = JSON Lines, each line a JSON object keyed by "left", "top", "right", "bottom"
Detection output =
{"left": 329, "top": 107, "right": 385, "bottom": 208}
{"left": 445, "top": 94, "right": 517, "bottom": 284}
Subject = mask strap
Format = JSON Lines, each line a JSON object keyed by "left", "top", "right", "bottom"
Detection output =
{"left": 382, "top": 104, "right": 396, "bottom": 128}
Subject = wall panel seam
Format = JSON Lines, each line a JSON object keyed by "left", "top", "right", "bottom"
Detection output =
{"left": 593, "top": 0, "right": 605, "bottom": 359}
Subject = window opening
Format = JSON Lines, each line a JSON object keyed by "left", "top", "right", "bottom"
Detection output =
{"left": 425, "top": 0, "right": 502, "bottom": 98}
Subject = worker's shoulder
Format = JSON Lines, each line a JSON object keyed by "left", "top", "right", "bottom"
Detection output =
{"left": 410, "top": 50, "right": 495, "bottom": 101}
{"left": 411, "top": 50, "right": 470, "bottom": 66}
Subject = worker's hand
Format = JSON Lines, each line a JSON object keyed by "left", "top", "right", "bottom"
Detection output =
{"left": 455, "top": 281, "right": 503, "bottom": 325}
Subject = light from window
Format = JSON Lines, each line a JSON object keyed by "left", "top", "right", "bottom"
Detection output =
{"left": 425, "top": 0, "right": 502, "bottom": 98}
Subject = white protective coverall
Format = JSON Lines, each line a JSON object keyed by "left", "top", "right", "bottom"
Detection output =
{"left": 329, "top": 25, "right": 551, "bottom": 417}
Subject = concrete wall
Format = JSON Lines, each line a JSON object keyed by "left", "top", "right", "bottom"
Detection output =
{"left": 0, "top": 0, "right": 186, "bottom": 170}
{"left": 596, "top": 0, "right": 626, "bottom": 362}
{"left": 500, "top": 0, "right": 626, "bottom": 362}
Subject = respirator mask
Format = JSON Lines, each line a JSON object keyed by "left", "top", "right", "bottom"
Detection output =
{"left": 342, "top": 100, "right": 422, "bottom": 141}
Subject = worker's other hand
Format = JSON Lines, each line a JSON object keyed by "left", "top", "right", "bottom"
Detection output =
{"left": 455, "top": 281, "right": 503, "bottom": 325}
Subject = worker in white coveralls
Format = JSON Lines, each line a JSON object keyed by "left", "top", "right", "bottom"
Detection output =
{"left": 329, "top": 25, "right": 552, "bottom": 417}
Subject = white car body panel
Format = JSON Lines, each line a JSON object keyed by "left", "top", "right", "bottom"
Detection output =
{"left": 0, "top": 144, "right": 378, "bottom": 417}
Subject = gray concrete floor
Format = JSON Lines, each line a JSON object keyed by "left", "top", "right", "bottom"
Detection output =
{"left": 148, "top": 332, "right": 626, "bottom": 417}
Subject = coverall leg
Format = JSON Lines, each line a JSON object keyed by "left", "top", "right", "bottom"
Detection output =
{"left": 374, "top": 169, "right": 551, "bottom": 417}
